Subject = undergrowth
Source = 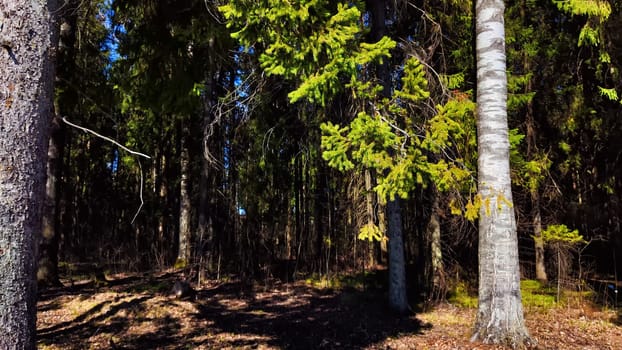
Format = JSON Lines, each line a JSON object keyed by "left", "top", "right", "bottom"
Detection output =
{"left": 447, "top": 279, "right": 587, "bottom": 309}
{"left": 305, "top": 270, "right": 386, "bottom": 290}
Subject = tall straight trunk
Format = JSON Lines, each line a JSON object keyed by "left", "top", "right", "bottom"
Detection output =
{"left": 387, "top": 199, "right": 408, "bottom": 313}
{"left": 368, "top": 0, "right": 409, "bottom": 313}
{"left": 532, "top": 192, "right": 547, "bottom": 282}
{"left": 314, "top": 158, "right": 328, "bottom": 272}
{"left": 294, "top": 155, "right": 302, "bottom": 259}
{"left": 38, "top": 115, "right": 64, "bottom": 287}
{"left": 177, "top": 122, "right": 192, "bottom": 265}
{"left": 197, "top": 38, "right": 219, "bottom": 279}
{"left": 427, "top": 191, "right": 443, "bottom": 292}
{"left": 0, "top": 0, "right": 57, "bottom": 347}
{"left": 525, "top": 55, "right": 546, "bottom": 284}
{"left": 38, "top": 0, "right": 77, "bottom": 288}
{"left": 520, "top": 0, "right": 547, "bottom": 284}
{"left": 197, "top": 144, "right": 213, "bottom": 274}
{"left": 471, "top": 0, "right": 532, "bottom": 347}
{"left": 378, "top": 201, "right": 387, "bottom": 263}
{"left": 364, "top": 168, "right": 376, "bottom": 267}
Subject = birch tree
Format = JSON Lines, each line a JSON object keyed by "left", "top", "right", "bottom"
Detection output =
{"left": 0, "top": 0, "right": 57, "bottom": 347}
{"left": 471, "top": 0, "right": 532, "bottom": 347}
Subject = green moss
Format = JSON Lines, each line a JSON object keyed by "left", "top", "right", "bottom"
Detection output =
{"left": 520, "top": 279, "right": 543, "bottom": 291}
{"left": 447, "top": 282, "right": 478, "bottom": 308}
{"left": 446, "top": 279, "right": 559, "bottom": 309}
{"left": 174, "top": 259, "right": 188, "bottom": 269}
{"left": 305, "top": 274, "right": 342, "bottom": 289}
{"left": 520, "top": 279, "right": 557, "bottom": 308}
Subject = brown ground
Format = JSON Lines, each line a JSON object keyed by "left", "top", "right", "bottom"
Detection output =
{"left": 37, "top": 272, "right": 622, "bottom": 349}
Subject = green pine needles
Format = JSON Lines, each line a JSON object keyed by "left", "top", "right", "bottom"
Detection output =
{"left": 220, "top": 0, "right": 396, "bottom": 105}
{"left": 552, "top": 0, "right": 620, "bottom": 104}
{"left": 321, "top": 56, "right": 472, "bottom": 203}
{"left": 222, "top": 0, "right": 475, "bottom": 241}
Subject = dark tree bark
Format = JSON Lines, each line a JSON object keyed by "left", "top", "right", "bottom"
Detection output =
{"left": 0, "top": 0, "right": 58, "bottom": 347}
{"left": 368, "top": 0, "right": 409, "bottom": 314}
{"left": 38, "top": 115, "right": 64, "bottom": 287}
{"left": 38, "top": 0, "right": 77, "bottom": 288}
{"left": 387, "top": 199, "right": 408, "bottom": 313}
{"left": 197, "top": 56, "right": 218, "bottom": 280}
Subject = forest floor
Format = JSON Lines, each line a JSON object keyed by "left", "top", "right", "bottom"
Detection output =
{"left": 37, "top": 271, "right": 622, "bottom": 349}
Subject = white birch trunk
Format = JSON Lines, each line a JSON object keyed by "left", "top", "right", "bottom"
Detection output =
{"left": 0, "top": 0, "right": 57, "bottom": 347}
{"left": 471, "top": 0, "right": 533, "bottom": 347}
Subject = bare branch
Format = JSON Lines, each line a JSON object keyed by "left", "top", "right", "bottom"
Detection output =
{"left": 62, "top": 117, "right": 151, "bottom": 159}
{"left": 62, "top": 117, "right": 150, "bottom": 224}
{"left": 131, "top": 159, "right": 145, "bottom": 224}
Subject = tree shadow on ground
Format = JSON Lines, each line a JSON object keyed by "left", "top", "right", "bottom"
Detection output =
{"left": 200, "top": 285, "right": 426, "bottom": 349}
{"left": 37, "top": 273, "right": 429, "bottom": 349}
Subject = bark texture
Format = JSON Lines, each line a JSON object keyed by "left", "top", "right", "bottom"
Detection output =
{"left": 471, "top": 0, "right": 532, "bottom": 347}
{"left": 368, "top": 0, "right": 409, "bottom": 314}
{"left": 38, "top": 116, "right": 63, "bottom": 287}
{"left": 427, "top": 193, "right": 443, "bottom": 292}
{"left": 177, "top": 123, "right": 192, "bottom": 265}
{"left": 387, "top": 199, "right": 408, "bottom": 313}
{"left": 39, "top": 0, "right": 76, "bottom": 287}
{"left": 0, "top": 0, "right": 57, "bottom": 348}
{"left": 533, "top": 192, "right": 547, "bottom": 283}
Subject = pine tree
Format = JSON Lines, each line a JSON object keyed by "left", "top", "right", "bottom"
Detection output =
{"left": 0, "top": 0, "right": 57, "bottom": 347}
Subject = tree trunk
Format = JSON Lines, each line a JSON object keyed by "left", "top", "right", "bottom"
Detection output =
{"left": 520, "top": 0, "right": 547, "bottom": 285}
{"left": 177, "top": 122, "right": 192, "bottom": 266}
{"left": 471, "top": 0, "right": 532, "bottom": 347}
{"left": 532, "top": 192, "right": 547, "bottom": 283}
{"left": 364, "top": 168, "right": 376, "bottom": 267}
{"left": 197, "top": 39, "right": 219, "bottom": 279}
{"left": 387, "top": 199, "right": 408, "bottom": 313}
{"left": 38, "top": 0, "right": 77, "bottom": 288}
{"left": 197, "top": 141, "right": 213, "bottom": 276}
{"left": 368, "top": 0, "right": 409, "bottom": 313}
{"left": 378, "top": 201, "right": 387, "bottom": 263}
{"left": 427, "top": 192, "right": 443, "bottom": 294}
{"left": 0, "top": 0, "right": 57, "bottom": 347}
{"left": 314, "top": 158, "right": 328, "bottom": 273}
{"left": 38, "top": 116, "right": 64, "bottom": 287}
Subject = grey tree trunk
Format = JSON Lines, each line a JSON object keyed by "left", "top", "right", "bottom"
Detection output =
{"left": 532, "top": 192, "right": 547, "bottom": 283}
{"left": 0, "top": 0, "right": 57, "bottom": 347}
{"left": 367, "top": 0, "right": 409, "bottom": 314}
{"left": 518, "top": 0, "right": 547, "bottom": 285}
{"left": 427, "top": 193, "right": 443, "bottom": 293}
{"left": 387, "top": 199, "right": 408, "bottom": 313}
{"left": 197, "top": 37, "right": 218, "bottom": 280}
{"left": 38, "top": 116, "right": 63, "bottom": 287}
{"left": 177, "top": 123, "right": 192, "bottom": 265}
{"left": 38, "top": 0, "right": 76, "bottom": 288}
{"left": 196, "top": 147, "right": 213, "bottom": 278}
{"left": 471, "top": 0, "right": 532, "bottom": 347}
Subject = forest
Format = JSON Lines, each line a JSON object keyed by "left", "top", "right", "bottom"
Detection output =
{"left": 1, "top": 0, "right": 622, "bottom": 348}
